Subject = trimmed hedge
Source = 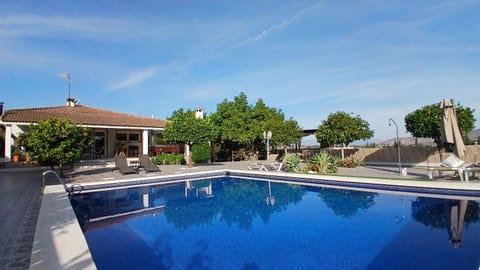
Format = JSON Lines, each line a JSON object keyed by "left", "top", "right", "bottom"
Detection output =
{"left": 151, "top": 153, "right": 185, "bottom": 165}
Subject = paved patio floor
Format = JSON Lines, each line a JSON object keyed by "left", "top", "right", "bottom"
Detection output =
{"left": 0, "top": 169, "right": 42, "bottom": 270}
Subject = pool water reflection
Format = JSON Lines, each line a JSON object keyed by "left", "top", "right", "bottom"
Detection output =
{"left": 71, "top": 177, "right": 480, "bottom": 270}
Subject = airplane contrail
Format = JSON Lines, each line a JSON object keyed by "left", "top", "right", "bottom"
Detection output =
{"left": 225, "top": 1, "right": 324, "bottom": 53}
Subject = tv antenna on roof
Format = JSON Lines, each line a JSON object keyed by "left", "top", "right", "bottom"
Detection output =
{"left": 59, "top": 72, "right": 72, "bottom": 100}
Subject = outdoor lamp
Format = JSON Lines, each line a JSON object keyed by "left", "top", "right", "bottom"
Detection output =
{"left": 263, "top": 130, "right": 272, "bottom": 160}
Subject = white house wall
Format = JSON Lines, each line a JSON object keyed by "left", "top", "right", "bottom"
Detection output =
{"left": 4, "top": 125, "right": 11, "bottom": 159}
{"left": 3, "top": 123, "right": 29, "bottom": 159}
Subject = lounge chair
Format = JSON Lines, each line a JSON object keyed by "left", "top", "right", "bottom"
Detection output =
{"left": 114, "top": 155, "right": 138, "bottom": 175}
{"left": 248, "top": 154, "right": 283, "bottom": 172}
{"left": 248, "top": 154, "right": 277, "bottom": 170}
{"left": 427, "top": 154, "right": 469, "bottom": 181}
{"left": 139, "top": 154, "right": 161, "bottom": 173}
{"left": 260, "top": 162, "right": 283, "bottom": 172}
{"left": 247, "top": 162, "right": 263, "bottom": 170}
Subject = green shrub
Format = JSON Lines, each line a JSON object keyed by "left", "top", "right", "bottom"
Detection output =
{"left": 308, "top": 152, "right": 338, "bottom": 173}
{"left": 192, "top": 143, "right": 211, "bottom": 163}
{"left": 284, "top": 154, "right": 300, "bottom": 172}
{"left": 151, "top": 153, "right": 185, "bottom": 165}
{"left": 337, "top": 156, "right": 362, "bottom": 168}
{"left": 20, "top": 118, "right": 91, "bottom": 174}
{"left": 330, "top": 156, "right": 339, "bottom": 172}
{"left": 153, "top": 133, "right": 168, "bottom": 145}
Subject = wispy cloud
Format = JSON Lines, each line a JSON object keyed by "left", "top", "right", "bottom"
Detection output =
{"left": 109, "top": 68, "right": 156, "bottom": 91}
{"left": 0, "top": 14, "right": 129, "bottom": 38}
{"left": 221, "top": 1, "right": 324, "bottom": 54}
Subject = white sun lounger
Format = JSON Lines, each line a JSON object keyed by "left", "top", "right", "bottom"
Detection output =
{"left": 427, "top": 154, "right": 471, "bottom": 181}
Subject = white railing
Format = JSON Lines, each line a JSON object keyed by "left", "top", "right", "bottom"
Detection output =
{"left": 41, "top": 170, "right": 70, "bottom": 195}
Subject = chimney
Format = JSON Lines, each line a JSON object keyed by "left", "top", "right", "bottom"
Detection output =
{"left": 66, "top": 97, "right": 77, "bottom": 107}
{"left": 195, "top": 107, "right": 204, "bottom": 119}
{"left": 0, "top": 102, "right": 3, "bottom": 115}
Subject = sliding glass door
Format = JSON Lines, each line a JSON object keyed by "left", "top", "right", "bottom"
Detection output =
{"left": 94, "top": 131, "right": 106, "bottom": 158}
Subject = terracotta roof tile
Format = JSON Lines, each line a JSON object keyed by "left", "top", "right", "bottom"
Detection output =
{"left": 1, "top": 105, "right": 167, "bottom": 129}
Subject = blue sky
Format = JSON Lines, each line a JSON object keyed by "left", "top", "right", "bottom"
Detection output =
{"left": 1, "top": 0, "right": 479, "bottom": 143}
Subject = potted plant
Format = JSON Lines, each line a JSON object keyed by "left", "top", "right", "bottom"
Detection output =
{"left": 16, "top": 133, "right": 30, "bottom": 163}
{"left": 12, "top": 146, "right": 21, "bottom": 163}
{"left": 24, "top": 151, "right": 32, "bottom": 163}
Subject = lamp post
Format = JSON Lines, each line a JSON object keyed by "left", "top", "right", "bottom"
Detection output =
{"left": 388, "top": 118, "right": 402, "bottom": 175}
{"left": 263, "top": 130, "right": 272, "bottom": 160}
{"left": 265, "top": 181, "right": 275, "bottom": 206}
{"left": 395, "top": 195, "right": 405, "bottom": 223}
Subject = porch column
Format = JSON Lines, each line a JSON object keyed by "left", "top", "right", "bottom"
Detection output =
{"left": 142, "top": 130, "right": 149, "bottom": 156}
{"left": 5, "top": 125, "right": 12, "bottom": 159}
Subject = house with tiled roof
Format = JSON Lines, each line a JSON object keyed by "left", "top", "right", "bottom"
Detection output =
{"left": 0, "top": 100, "right": 168, "bottom": 160}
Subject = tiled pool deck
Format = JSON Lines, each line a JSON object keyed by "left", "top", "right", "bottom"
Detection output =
{"left": 2, "top": 161, "right": 480, "bottom": 270}
{"left": 0, "top": 169, "right": 42, "bottom": 270}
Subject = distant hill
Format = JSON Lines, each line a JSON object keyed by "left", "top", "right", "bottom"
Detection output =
{"left": 468, "top": 129, "right": 480, "bottom": 142}
{"left": 379, "top": 137, "right": 435, "bottom": 146}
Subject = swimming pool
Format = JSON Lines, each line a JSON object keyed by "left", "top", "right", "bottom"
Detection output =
{"left": 71, "top": 176, "right": 480, "bottom": 270}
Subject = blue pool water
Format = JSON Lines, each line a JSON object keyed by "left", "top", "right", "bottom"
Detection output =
{"left": 71, "top": 177, "right": 480, "bottom": 270}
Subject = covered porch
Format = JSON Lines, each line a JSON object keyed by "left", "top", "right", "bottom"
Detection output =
{"left": 0, "top": 102, "right": 168, "bottom": 161}
{"left": 82, "top": 128, "right": 158, "bottom": 159}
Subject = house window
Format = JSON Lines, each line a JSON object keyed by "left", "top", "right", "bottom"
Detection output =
{"left": 116, "top": 132, "right": 140, "bottom": 142}
{"left": 129, "top": 133, "right": 140, "bottom": 142}
{"left": 116, "top": 133, "right": 127, "bottom": 141}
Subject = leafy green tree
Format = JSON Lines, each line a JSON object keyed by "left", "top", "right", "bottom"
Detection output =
{"left": 211, "top": 92, "right": 302, "bottom": 157}
{"left": 405, "top": 102, "right": 475, "bottom": 150}
{"left": 211, "top": 93, "right": 255, "bottom": 150}
{"left": 271, "top": 118, "right": 303, "bottom": 154}
{"left": 315, "top": 111, "right": 374, "bottom": 148}
{"left": 21, "top": 118, "right": 91, "bottom": 174}
{"left": 163, "top": 108, "right": 216, "bottom": 165}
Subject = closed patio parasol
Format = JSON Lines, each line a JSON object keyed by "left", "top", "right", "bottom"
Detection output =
{"left": 449, "top": 200, "right": 468, "bottom": 248}
{"left": 440, "top": 99, "right": 466, "bottom": 158}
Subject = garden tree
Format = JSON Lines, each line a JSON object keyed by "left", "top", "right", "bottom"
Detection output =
{"left": 251, "top": 98, "right": 283, "bottom": 144}
{"left": 211, "top": 92, "right": 255, "bottom": 151}
{"left": 211, "top": 92, "right": 301, "bottom": 158}
{"left": 163, "top": 108, "right": 216, "bottom": 166}
{"left": 268, "top": 117, "right": 303, "bottom": 154}
{"left": 251, "top": 99, "right": 302, "bottom": 155}
{"left": 20, "top": 118, "right": 91, "bottom": 175}
{"left": 405, "top": 102, "right": 475, "bottom": 151}
{"left": 315, "top": 111, "right": 374, "bottom": 158}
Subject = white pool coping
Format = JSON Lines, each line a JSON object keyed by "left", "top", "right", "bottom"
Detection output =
{"left": 29, "top": 169, "right": 480, "bottom": 270}
{"left": 29, "top": 185, "right": 96, "bottom": 270}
